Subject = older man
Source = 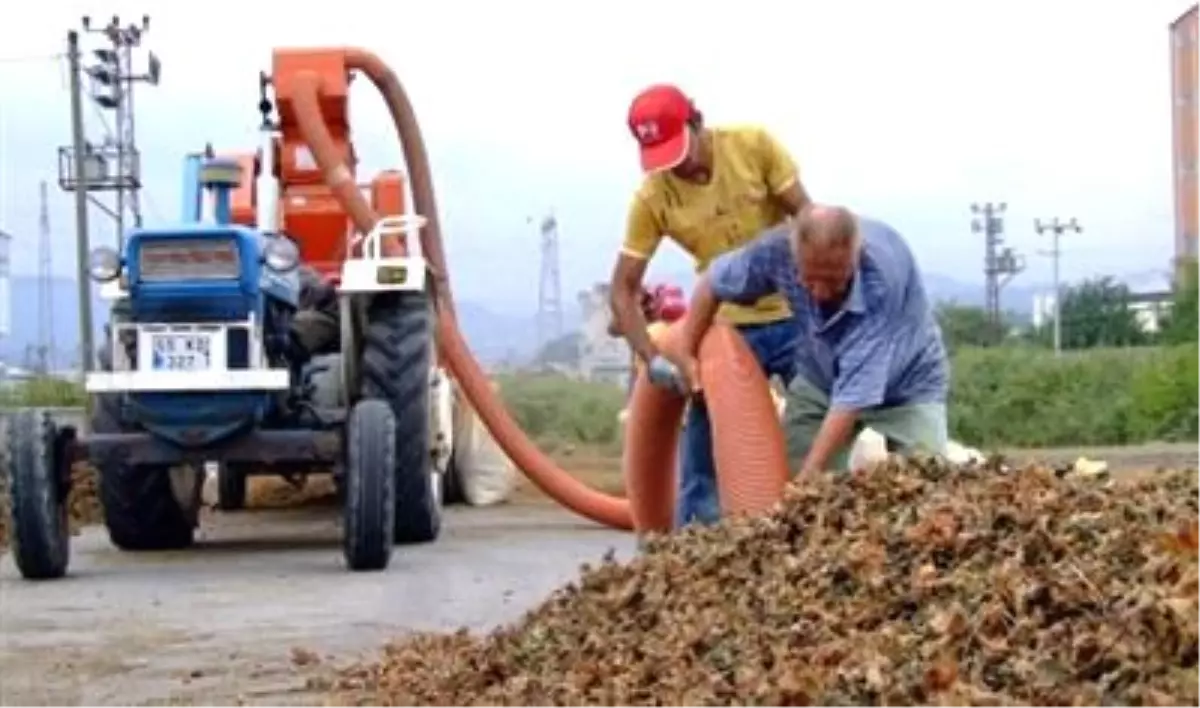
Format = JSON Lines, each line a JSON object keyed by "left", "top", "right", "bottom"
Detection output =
{"left": 670, "top": 205, "right": 949, "bottom": 477}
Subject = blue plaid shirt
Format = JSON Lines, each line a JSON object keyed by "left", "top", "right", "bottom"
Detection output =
{"left": 707, "top": 219, "right": 948, "bottom": 410}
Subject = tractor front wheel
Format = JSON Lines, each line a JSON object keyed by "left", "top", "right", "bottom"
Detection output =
{"left": 6, "top": 410, "right": 71, "bottom": 580}
{"left": 342, "top": 399, "right": 396, "bottom": 571}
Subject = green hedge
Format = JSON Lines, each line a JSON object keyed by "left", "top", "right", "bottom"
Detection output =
{"left": 6, "top": 345, "right": 1196, "bottom": 451}
{"left": 949, "top": 344, "right": 1198, "bottom": 447}
{"left": 498, "top": 345, "right": 1197, "bottom": 450}
{"left": 495, "top": 373, "right": 627, "bottom": 452}
{"left": 0, "top": 378, "right": 87, "bottom": 408}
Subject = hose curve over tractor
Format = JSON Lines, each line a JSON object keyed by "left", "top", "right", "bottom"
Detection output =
{"left": 273, "top": 47, "right": 791, "bottom": 534}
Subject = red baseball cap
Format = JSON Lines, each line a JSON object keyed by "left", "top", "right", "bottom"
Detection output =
{"left": 627, "top": 84, "right": 694, "bottom": 173}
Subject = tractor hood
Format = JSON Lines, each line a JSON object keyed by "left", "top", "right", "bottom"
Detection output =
{"left": 125, "top": 224, "right": 263, "bottom": 321}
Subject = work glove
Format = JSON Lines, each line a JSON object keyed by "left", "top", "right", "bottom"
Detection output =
{"left": 646, "top": 354, "right": 688, "bottom": 395}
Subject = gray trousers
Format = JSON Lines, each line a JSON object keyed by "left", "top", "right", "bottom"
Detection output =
{"left": 782, "top": 376, "right": 948, "bottom": 472}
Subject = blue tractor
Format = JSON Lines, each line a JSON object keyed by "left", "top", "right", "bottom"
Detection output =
{"left": 5, "top": 152, "right": 450, "bottom": 580}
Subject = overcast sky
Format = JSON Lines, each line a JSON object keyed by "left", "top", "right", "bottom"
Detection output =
{"left": 0, "top": 0, "right": 1193, "bottom": 313}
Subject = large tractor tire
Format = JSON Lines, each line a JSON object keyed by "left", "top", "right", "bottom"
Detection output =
{"left": 342, "top": 398, "right": 396, "bottom": 571}
{"left": 6, "top": 410, "right": 71, "bottom": 580}
{"left": 360, "top": 291, "right": 442, "bottom": 544}
{"left": 92, "top": 397, "right": 194, "bottom": 552}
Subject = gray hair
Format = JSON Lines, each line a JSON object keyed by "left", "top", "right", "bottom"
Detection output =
{"left": 792, "top": 204, "right": 859, "bottom": 248}
{"left": 791, "top": 205, "right": 862, "bottom": 253}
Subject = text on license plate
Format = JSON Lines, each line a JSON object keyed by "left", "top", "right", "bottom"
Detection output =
{"left": 151, "top": 334, "right": 213, "bottom": 372}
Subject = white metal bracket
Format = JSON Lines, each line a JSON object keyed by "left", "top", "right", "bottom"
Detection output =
{"left": 338, "top": 214, "right": 429, "bottom": 294}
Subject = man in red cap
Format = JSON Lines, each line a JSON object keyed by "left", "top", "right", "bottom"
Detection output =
{"left": 608, "top": 83, "right": 812, "bottom": 528}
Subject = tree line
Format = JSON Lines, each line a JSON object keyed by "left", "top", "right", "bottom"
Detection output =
{"left": 936, "top": 259, "right": 1198, "bottom": 353}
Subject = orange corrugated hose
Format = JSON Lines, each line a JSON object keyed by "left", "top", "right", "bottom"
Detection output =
{"left": 289, "top": 50, "right": 790, "bottom": 532}
{"left": 622, "top": 322, "right": 790, "bottom": 533}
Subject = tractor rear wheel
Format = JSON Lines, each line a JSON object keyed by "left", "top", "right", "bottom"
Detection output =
{"left": 6, "top": 410, "right": 71, "bottom": 580}
{"left": 360, "top": 291, "right": 442, "bottom": 544}
{"left": 342, "top": 398, "right": 396, "bottom": 571}
{"left": 92, "top": 397, "right": 194, "bottom": 551}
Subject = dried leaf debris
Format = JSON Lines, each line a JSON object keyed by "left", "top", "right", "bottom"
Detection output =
{"left": 332, "top": 458, "right": 1200, "bottom": 706}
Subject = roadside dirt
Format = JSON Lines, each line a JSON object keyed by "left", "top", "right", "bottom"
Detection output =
{"left": 0, "top": 442, "right": 1193, "bottom": 706}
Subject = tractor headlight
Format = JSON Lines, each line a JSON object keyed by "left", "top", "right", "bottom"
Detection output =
{"left": 88, "top": 246, "right": 122, "bottom": 282}
{"left": 263, "top": 236, "right": 299, "bottom": 273}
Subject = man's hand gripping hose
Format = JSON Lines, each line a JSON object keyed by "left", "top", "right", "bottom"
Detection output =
{"left": 287, "top": 47, "right": 790, "bottom": 533}
{"left": 647, "top": 354, "right": 699, "bottom": 396}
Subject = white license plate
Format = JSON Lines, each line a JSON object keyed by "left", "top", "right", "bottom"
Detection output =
{"left": 150, "top": 333, "right": 214, "bottom": 372}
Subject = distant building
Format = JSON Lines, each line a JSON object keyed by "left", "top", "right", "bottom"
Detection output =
{"left": 1032, "top": 289, "right": 1172, "bottom": 336}
{"left": 576, "top": 283, "right": 632, "bottom": 389}
{"left": 1129, "top": 297, "right": 1172, "bottom": 334}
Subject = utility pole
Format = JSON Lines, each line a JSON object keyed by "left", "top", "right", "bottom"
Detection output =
{"left": 1034, "top": 217, "right": 1083, "bottom": 355}
{"left": 65, "top": 28, "right": 94, "bottom": 375}
{"left": 38, "top": 181, "right": 56, "bottom": 373}
{"left": 971, "top": 202, "right": 1025, "bottom": 344}
{"left": 59, "top": 15, "right": 162, "bottom": 374}
{"left": 533, "top": 210, "right": 563, "bottom": 352}
{"left": 76, "top": 14, "right": 162, "bottom": 245}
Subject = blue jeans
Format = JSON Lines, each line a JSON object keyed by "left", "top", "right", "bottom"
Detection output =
{"left": 675, "top": 319, "right": 796, "bottom": 527}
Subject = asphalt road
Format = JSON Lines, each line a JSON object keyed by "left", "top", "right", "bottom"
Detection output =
{"left": 0, "top": 503, "right": 634, "bottom": 706}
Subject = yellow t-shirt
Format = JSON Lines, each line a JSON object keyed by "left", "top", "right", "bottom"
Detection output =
{"left": 620, "top": 125, "right": 799, "bottom": 326}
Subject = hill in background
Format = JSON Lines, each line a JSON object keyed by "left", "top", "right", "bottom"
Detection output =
{"left": 0, "top": 275, "right": 583, "bottom": 369}
{"left": 2, "top": 269, "right": 1077, "bottom": 369}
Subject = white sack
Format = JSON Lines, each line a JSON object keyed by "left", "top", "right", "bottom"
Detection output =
{"left": 452, "top": 382, "right": 517, "bottom": 506}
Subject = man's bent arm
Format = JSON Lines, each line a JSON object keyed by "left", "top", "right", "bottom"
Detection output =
{"left": 776, "top": 180, "right": 812, "bottom": 217}
{"left": 680, "top": 276, "right": 722, "bottom": 358}
{"left": 610, "top": 195, "right": 667, "bottom": 363}
{"left": 610, "top": 254, "right": 659, "bottom": 363}
{"left": 802, "top": 312, "right": 897, "bottom": 474}
{"left": 753, "top": 126, "right": 811, "bottom": 217}
{"left": 683, "top": 227, "right": 794, "bottom": 356}
{"left": 800, "top": 409, "right": 860, "bottom": 477}
{"left": 709, "top": 227, "right": 794, "bottom": 304}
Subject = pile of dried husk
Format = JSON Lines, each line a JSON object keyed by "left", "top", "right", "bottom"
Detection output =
{"left": 0, "top": 463, "right": 102, "bottom": 551}
{"left": 331, "top": 458, "right": 1199, "bottom": 706}
{"left": 66, "top": 463, "right": 104, "bottom": 533}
